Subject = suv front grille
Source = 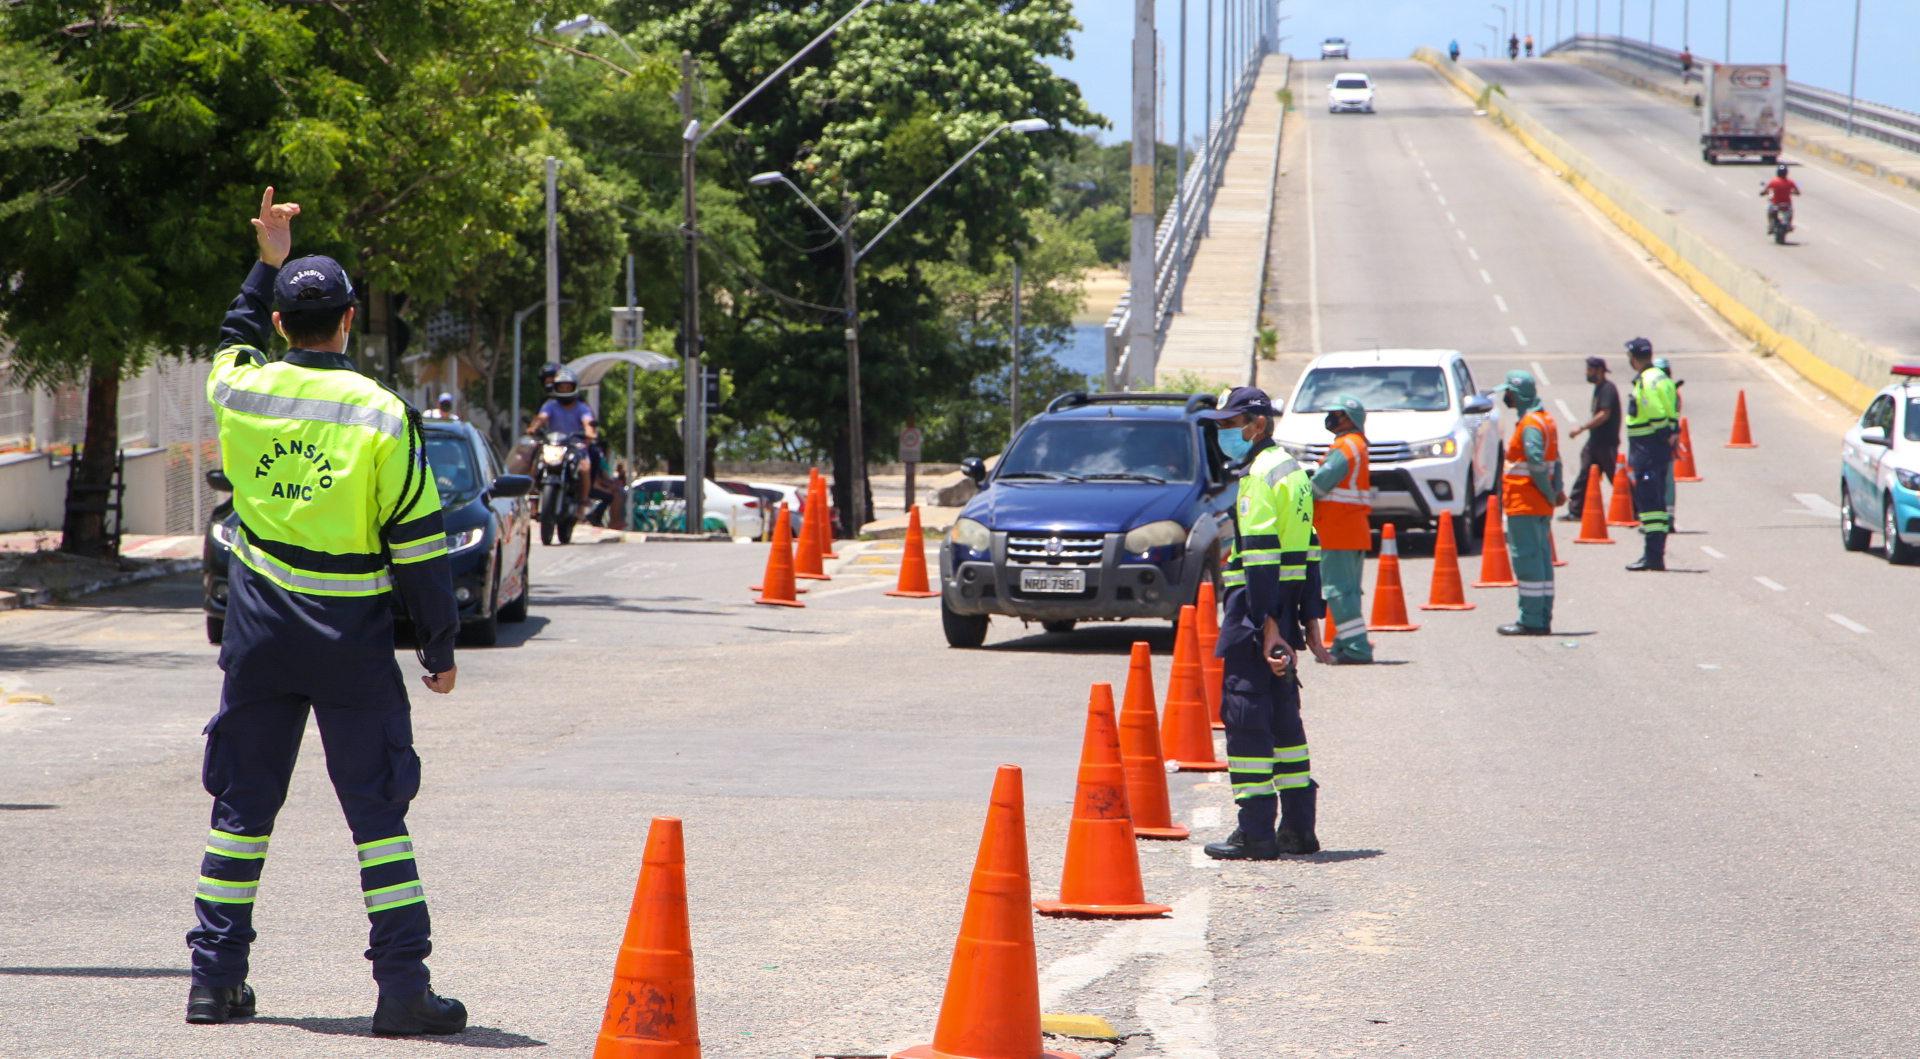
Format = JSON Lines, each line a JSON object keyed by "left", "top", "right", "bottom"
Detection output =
{"left": 1300, "top": 441, "right": 1414, "bottom": 464}
{"left": 1006, "top": 532, "right": 1105, "bottom": 566}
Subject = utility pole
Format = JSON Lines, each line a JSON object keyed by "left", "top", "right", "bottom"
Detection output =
{"left": 1010, "top": 251, "right": 1022, "bottom": 441}
{"left": 1779, "top": 0, "right": 1788, "bottom": 64}
{"left": 1127, "top": 0, "right": 1156, "bottom": 390}
{"left": 625, "top": 253, "right": 637, "bottom": 471}
{"left": 1174, "top": 0, "right": 1188, "bottom": 313}
{"left": 544, "top": 157, "right": 560, "bottom": 366}
{"left": 678, "top": 51, "right": 705, "bottom": 515}
{"left": 841, "top": 197, "right": 866, "bottom": 536}
{"left": 1723, "top": 0, "right": 1730, "bottom": 63}
{"left": 1844, "top": 0, "right": 1862, "bottom": 136}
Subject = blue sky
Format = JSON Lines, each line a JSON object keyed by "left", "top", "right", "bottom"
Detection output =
{"left": 1052, "top": 0, "right": 1919, "bottom": 142}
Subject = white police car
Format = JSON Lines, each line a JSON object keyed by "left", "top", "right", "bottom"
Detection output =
{"left": 1839, "top": 366, "right": 1920, "bottom": 563}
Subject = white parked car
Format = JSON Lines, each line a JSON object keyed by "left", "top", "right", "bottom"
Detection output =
{"left": 746, "top": 481, "right": 807, "bottom": 537}
{"left": 1322, "top": 37, "right": 1350, "bottom": 60}
{"left": 1838, "top": 367, "right": 1920, "bottom": 563}
{"left": 630, "top": 476, "right": 767, "bottom": 539}
{"left": 1329, "top": 72, "right": 1375, "bottom": 113}
{"left": 1273, "top": 349, "right": 1502, "bottom": 548}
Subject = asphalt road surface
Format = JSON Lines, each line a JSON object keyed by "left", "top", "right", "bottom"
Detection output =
{"left": 5, "top": 61, "right": 1920, "bottom": 1059}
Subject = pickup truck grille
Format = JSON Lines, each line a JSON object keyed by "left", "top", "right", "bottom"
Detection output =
{"left": 1300, "top": 441, "right": 1414, "bottom": 464}
{"left": 1006, "top": 532, "right": 1105, "bottom": 566}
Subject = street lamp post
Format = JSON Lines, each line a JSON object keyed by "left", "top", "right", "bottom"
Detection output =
{"left": 749, "top": 118, "right": 1051, "bottom": 534}
{"left": 1493, "top": 4, "right": 1508, "bottom": 46}
{"left": 1844, "top": 0, "right": 1863, "bottom": 136}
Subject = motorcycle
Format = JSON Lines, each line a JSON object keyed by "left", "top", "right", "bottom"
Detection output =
{"left": 1767, "top": 201, "right": 1794, "bottom": 245}
{"left": 533, "top": 430, "right": 590, "bottom": 545}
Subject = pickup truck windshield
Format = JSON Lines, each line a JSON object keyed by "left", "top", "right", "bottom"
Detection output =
{"left": 999, "top": 420, "right": 1196, "bottom": 483}
{"left": 1292, "top": 366, "right": 1451, "bottom": 412}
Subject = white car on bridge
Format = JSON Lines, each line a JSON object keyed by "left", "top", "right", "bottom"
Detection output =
{"left": 1273, "top": 349, "right": 1503, "bottom": 549}
{"left": 1839, "top": 367, "right": 1920, "bottom": 563}
{"left": 1328, "top": 72, "right": 1375, "bottom": 114}
{"left": 1321, "top": 37, "right": 1350, "bottom": 60}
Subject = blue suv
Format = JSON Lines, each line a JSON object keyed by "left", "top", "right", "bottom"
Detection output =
{"left": 939, "top": 392, "right": 1233, "bottom": 647}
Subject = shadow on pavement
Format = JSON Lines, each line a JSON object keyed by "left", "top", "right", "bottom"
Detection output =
{"left": 0, "top": 966, "right": 190, "bottom": 977}
{"left": 249, "top": 1016, "right": 545, "bottom": 1047}
{"left": 49, "top": 571, "right": 206, "bottom": 611}
{"left": 0, "top": 643, "right": 206, "bottom": 671}
{"left": 1301, "top": 849, "right": 1385, "bottom": 863}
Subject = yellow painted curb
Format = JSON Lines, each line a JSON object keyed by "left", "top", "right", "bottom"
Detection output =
{"left": 1042, "top": 1013, "right": 1120, "bottom": 1040}
{"left": 6, "top": 694, "right": 55, "bottom": 705}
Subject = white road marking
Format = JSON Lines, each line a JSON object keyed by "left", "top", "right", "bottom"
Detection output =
{"left": 1511, "top": 326, "right": 1529, "bottom": 347}
{"left": 1698, "top": 663, "right": 1721, "bottom": 670}
{"left": 1447, "top": 211, "right": 1458, "bottom": 223}
{"left": 1437, "top": 194, "right": 1448, "bottom": 206}
{"left": 1756, "top": 358, "right": 1820, "bottom": 409}
{"left": 1039, "top": 889, "right": 1218, "bottom": 1059}
{"left": 1754, "top": 576, "right": 1786, "bottom": 591}
{"left": 1865, "top": 257, "right": 1887, "bottom": 271}
{"left": 1530, "top": 361, "right": 1551, "bottom": 386}
{"left": 1429, "top": 181, "right": 1441, "bottom": 193}
{"left": 1495, "top": 295, "right": 1510, "bottom": 313}
{"left": 808, "top": 579, "right": 890, "bottom": 599}
{"left": 1714, "top": 175, "right": 1730, "bottom": 186}
{"left": 1700, "top": 545, "right": 1726, "bottom": 559}
{"left": 1467, "top": 245, "right": 1479, "bottom": 260}
{"left": 541, "top": 552, "right": 618, "bottom": 578}
{"left": 1555, "top": 397, "right": 1577, "bottom": 421}
{"left": 1827, "top": 613, "right": 1871, "bottom": 634}
{"left": 1479, "top": 268, "right": 1493, "bottom": 284}
{"left": 1190, "top": 846, "right": 1212, "bottom": 868}
{"left": 1457, "top": 228, "right": 1468, "bottom": 240}
{"left": 1791, "top": 493, "right": 1842, "bottom": 519}
{"left": 1191, "top": 806, "right": 1223, "bottom": 827}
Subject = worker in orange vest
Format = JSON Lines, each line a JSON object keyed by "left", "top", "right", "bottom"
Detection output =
{"left": 1310, "top": 395, "right": 1373, "bottom": 663}
{"left": 1492, "top": 370, "right": 1564, "bottom": 635}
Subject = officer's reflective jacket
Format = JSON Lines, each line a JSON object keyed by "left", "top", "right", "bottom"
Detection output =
{"left": 1626, "top": 366, "right": 1679, "bottom": 438}
{"left": 1220, "top": 439, "right": 1323, "bottom": 652}
{"left": 210, "top": 262, "right": 458, "bottom": 697}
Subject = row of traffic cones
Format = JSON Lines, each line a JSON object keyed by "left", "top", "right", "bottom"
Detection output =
{"left": 756, "top": 470, "right": 944, "bottom": 605}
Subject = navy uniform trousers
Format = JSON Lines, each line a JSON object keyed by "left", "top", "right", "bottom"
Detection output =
{"left": 1628, "top": 430, "right": 1675, "bottom": 563}
{"left": 1220, "top": 641, "right": 1316, "bottom": 842}
{"left": 188, "top": 669, "right": 432, "bottom": 996}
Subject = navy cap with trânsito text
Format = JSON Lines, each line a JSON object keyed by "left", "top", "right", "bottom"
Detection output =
{"left": 273, "top": 255, "right": 356, "bottom": 312}
{"left": 1197, "top": 385, "right": 1276, "bottom": 420}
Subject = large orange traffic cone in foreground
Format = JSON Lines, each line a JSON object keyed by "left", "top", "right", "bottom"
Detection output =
{"left": 593, "top": 817, "right": 700, "bottom": 1059}
{"left": 1368, "top": 526, "right": 1420, "bottom": 631}
{"left": 1574, "top": 465, "right": 1614, "bottom": 543}
{"left": 1196, "top": 581, "right": 1224, "bottom": 730}
{"left": 1473, "top": 497, "right": 1517, "bottom": 587}
{"left": 893, "top": 766, "right": 1076, "bottom": 1059}
{"left": 1726, "top": 390, "right": 1757, "bottom": 448}
{"left": 1036, "top": 684, "right": 1172, "bottom": 919}
{"left": 1607, "top": 458, "right": 1639, "bottom": 527}
{"left": 1160, "top": 606, "right": 1227, "bottom": 771}
{"left": 752, "top": 505, "right": 805, "bottom": 608}
{"left": 1674, "top": 417, "right": 1703, "bottom": 481}
{"left": 887, "top": 506, "right": 941, "bottom": 598}
{"left": 1420, "top": 511, "right": 1475, "bottom": 610}
{"left": 1118, "top": 642, "right": 1188, "bottom": 841}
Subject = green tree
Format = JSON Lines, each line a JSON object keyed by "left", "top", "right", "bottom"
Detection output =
{"left": 0, "top": 37, "right": 119, "bottom": 224}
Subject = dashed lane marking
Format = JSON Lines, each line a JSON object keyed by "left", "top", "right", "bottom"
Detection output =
{"left": 1701, "top": 545, "right": 1726, "bottom": 559}
{"left": 1828, "top": 613, "right": 1871, "bottom": 634}
{"left": 1467, "top": 245, "right": 1479, "bottom": 260}
{"left": 1511, "top": 326, "right": 1529, "bottom": 347}
{"left": 1457, "top": 228, "right": 1468, "bottom": 240}
{"left": 1479, "top": 268, "right": 1493, "bottom": 284}
{"left": 1755, "top": 576, "right": 1786, "bottom": 591}
{"left": 1530, "top": 361, "right": 1551, "bottom": 386}
{"left": 1495, "top": 295, "right": 1510, "bottom": 313}
{"left": 1554, "top": 398, "right": 1576, "bottom": 421}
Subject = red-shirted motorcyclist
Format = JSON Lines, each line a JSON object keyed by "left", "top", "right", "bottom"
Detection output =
{"left": 1761, "top": 164, "right": 1799, "bottom": 241}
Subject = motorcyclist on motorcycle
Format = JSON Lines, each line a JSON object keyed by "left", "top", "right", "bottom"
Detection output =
{"left": 1508, "top": 34, "right": 1519, "bottom": 59}
{"left": 1761, "top": 164, "right": 1800, "bottom": 239}
{"left": 1449, "top": 39, "right": 1461, "bottom": 62}
{"left": 526, "top": 367, "right": 597, "bottom": 516}
{"left": 1524, "top": 34, "right": 1534, "bottom": 57}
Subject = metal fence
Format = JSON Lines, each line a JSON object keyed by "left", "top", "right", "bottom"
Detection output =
{"left": 1103, "top": 36, "right": 1272, "bottom": 390}
{"left": 1547, "top": 34, "right": 1920, "bottom": 156}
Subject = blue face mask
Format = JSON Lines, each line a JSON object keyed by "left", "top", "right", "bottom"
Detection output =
{"left": 1218, "top": 428, "right": 1253, "bottom": 461}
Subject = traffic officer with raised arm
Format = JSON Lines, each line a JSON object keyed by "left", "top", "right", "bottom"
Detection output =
{"left": 1310, "top": 395, "right": 1373, "bottom": 663}
{"left": 1624, "top": 337, "right": 1679, "bottom": 571}
{"left": 185, "top": 188, "right": 468, "bottom": 1035}
{"left": 1493, "top": 370, "right": 1564, "bottom": 635}
{"left": 1200, "top": 387, "right": 1334, "bottom": 861}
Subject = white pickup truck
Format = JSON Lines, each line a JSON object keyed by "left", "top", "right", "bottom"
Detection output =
{"left": 1272, "top": 349, "right": 1503, "bottom": 550}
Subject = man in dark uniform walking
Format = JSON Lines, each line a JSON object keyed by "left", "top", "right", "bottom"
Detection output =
{"left": 1563, "top": 356, "right": 1620, "bottom": 522}
{"left": 185, "top": 188, "right": 467, "bottom": 1035}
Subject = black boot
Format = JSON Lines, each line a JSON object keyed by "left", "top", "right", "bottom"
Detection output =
{"left": 1203, "top": 828, "right": 1279, "bottom": 861}
{"left": 372, "top": 990, "right": 468, "bottom": 1036}
{"left": 1497, "top": 622, "right": 1552, "bottom": 635}
{"left": 1275, "top": 827, "right": 1321, "bottom": 855}
{"left": 186, "top": 983, "right": 256, "bottom": 1024}
{"left": 1625, "top": 556, "right": 1665, "bottom": 571}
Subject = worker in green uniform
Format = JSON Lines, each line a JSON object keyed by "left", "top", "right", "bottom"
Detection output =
{"left": 1492, "top": 371, "right": 1565, "bottom": 635}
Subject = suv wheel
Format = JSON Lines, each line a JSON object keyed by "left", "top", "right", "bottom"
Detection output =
{"left": 942, "top": 599, "right": 990, "bottom": 648}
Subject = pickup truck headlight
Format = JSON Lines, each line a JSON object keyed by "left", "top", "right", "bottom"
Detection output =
{"left": 1124, "top": 520, "right": 1187, "bottom": 554}
{"left": 447, "top": 527, "right": 486, "bottom": 554}
{"left": 1896, "top": 468, "right": 1920, "bottom": 492}
{"left": 950, "top": 517, "right": 992, "bottom": 553}
{"left": 1409, "top": 436, "right": 1459, "bottom": 459}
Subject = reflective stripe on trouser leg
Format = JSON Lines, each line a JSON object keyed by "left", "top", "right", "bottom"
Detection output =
{"left": 1228, "top": 756, "right": 1276, "bottom": 801}
{"left": 1630, "top": 435, "right": 1673, "bottom": 535}
{"left": 1319, "top": 549, "right": 1374, "bottom": 661}
{"left": 1222, "top": 643, "right": 1282, "bottom": 842}
{"left": 1273, "top": 743, "right": 1312, "bottom": 790}
{"left": 1506, "top": 514, "right": 1554, "bottom": 629}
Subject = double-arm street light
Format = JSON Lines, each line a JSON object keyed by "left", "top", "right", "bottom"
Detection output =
{"left": 750, "top": 117, "right": 1051, "bottom": 534}
{"left": 559, "top": 2, "right": 878, "bottom": 521}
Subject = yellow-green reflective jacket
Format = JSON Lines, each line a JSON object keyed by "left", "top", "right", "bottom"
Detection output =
{"left": 1224, "top": 446, "right": 1315, "bottom": 588}
{"left": 1627, "top": 366, "right": 1679, "bottom": 437}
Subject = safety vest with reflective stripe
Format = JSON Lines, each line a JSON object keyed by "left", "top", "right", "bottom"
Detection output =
{"left": 1227, "top": 447, "right": 1314, "bottom": 583}
{"left": 1502, "top": 409, "right": 1561, "bottom": 517}
{"left": 1626, "top": 366, "right": 1679, "bottom": 437}
{"left": 1313, "top": 432, "right": 1371, "bottom": 550}
{"left": 209, "top": 347, "right": 446, "bottom": 597}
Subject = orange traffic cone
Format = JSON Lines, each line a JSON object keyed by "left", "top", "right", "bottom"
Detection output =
{"left": 1420, "top": 511, "right": 1475, "bottom": 610}
{"left": 1574, "top": 465, "right": 1614, "bottom": 543}
{"left": 1607, "top": 458, "right": 1640, "bottom": 527}
{"left": 892, "top": 766, "right": 1076, "bottom": 1059}
{"left": 1117, "top": 642, "right": 1188, "bottom": 840}
{"left": 1551, "top": 526, "right": 1568, "bottom": 567}
{"left": 1368, "top": 525, "right": 1420, "bottom": 631}
{"left": 1473, "top": 496, "right": 1517, "bottom": 587}
{"left": 1160, "top": 605, "right": 1227, "bottom": 771}
{"left": 592, "top": 817, "right": 701, "bottom": 1059}
{"left": 752, "top": 505, "right": 805, "bottom": 608}
{"left": 795, "top": 478, "right": 830, "bottom": 581}
{"left": 1036, "top": 684, "right": 1173, "bottom": 919}
{"left": 811, "top": 470, "right": 840, "bottom": 559}
{"left": 1726, "top": 390, "right": 1757, "bottom": 448}
{"left": 886, "top": 506, "right": 941, "bottom": 598}
{"left": 1323, "top": 610, "right": 1336, "bottom": 649}
{"left": 1196, "top": 581, "right": 1224, "bottom": 730}
{"left": 1674, "top": 417, "right": 1703, "bottom": 480}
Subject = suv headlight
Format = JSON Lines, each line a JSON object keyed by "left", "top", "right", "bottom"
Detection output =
{"left": 1409, "top": 436, "right": 1459, "bottom": 459}
{"left": 1124, "top": 520, "right": 1187, "bottom": 554}
{"left": 1897, "top": 468, "right": 1920, "bottom": 492}
{"left": 447, "top": 527, "right": 486, "bottom": 553}
{"left": 210, "top": 521, "right": 235, "bottom": 547}
{"left": 950, "top": 517, "right": 992, "bottom": 553}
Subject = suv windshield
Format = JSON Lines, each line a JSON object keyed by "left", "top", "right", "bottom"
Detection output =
{"left": 424, "top": 433, "right": 480, "bottom": 501}
{"left": 1335, "top": 77, "right": 1368, "bottom": 89}
{"left": 999, "top": 420, "right": 1196, "bottom": 483}
{"left": 1293, "top": 366, "right": 1451, "bottom": 413}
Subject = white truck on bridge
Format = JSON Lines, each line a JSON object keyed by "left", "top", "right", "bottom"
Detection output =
{"left": 1701, "top": 63, "right": 1785, "bottom": 165}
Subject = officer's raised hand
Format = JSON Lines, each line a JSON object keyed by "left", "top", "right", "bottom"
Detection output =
{"left": 251, "top": 186, "right": 301, "bottom": 267}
